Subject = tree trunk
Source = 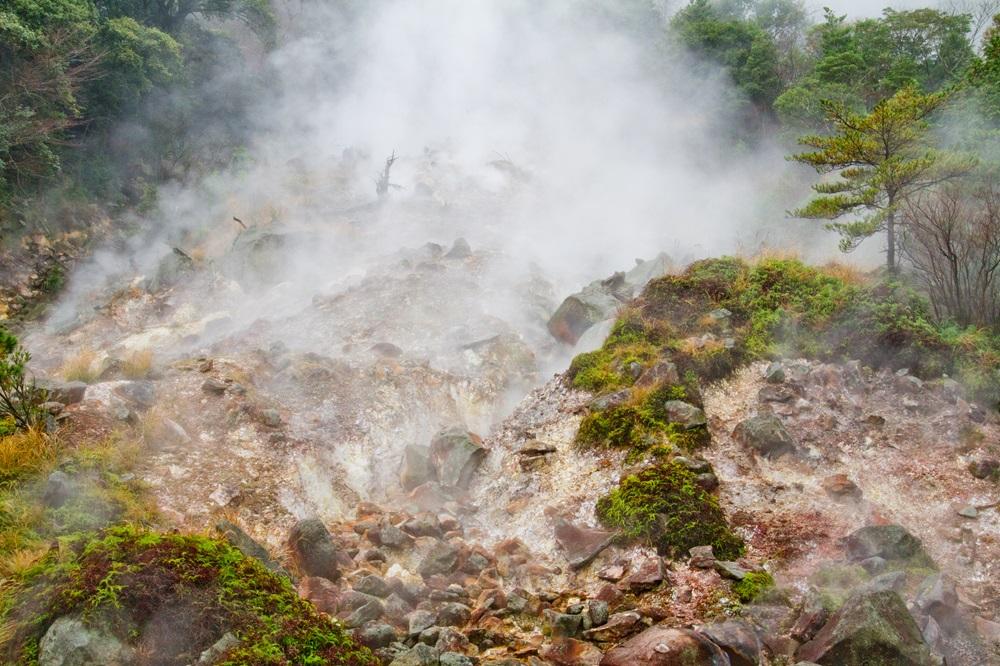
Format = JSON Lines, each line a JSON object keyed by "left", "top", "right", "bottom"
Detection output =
{"left": 887, "top": 208, "right": 897, "bottom": 274}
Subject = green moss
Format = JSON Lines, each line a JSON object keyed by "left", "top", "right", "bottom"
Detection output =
{"left": 732, "top": 571, "right": 775, "bottom": 603}
{"left": 568, "top": 312, "right": 665, "bottom": 393}
{"left": 575, "top": 387, "right": 710, "bottom": 453}
{"left": 595, "top": 461, "right": 743, "bottom": 559}
{"left": 3, "top": 525, "right": 376, "bottom": 665}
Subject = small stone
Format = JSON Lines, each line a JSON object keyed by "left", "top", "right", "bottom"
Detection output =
{"left": 582, "top": 611, "right": 642, "bottom": 642}
{"left": 663, "top": 400, "right": 707, "bottom": 429}
{"left": 957, "top": 506, "right": 978, "bottom": 519}
{"left": 201, "top": 377, "right": 229, "bottom": 394}
{"left": 260, "top": 408, "right": 282, "bottom": 427}
{"left": 969, "top": 458, "right": 999, "bottom": 480}
{"left": 764, "top": 361, "right": 785, "bottom": 384}
{"left": 354, "top": 575, "right": 391, "bottom": 598}
{"left": 597, "top": 564, "right": 626, "bottom": 581}
{"left": 355, "top": 623, "right": 396, "bottom": 649}
{"left": 624, "top": 556, "right": 664, "bottom": 592}
{"left": 544, "top": 610, "right": 584, "bottom": 638}
{"left": 436, "top": 602, "right": 471, "bottom": 627}
{"left": 42, "top": 471, "right": 73, "bottom": 508}
{"left": 689, "top": 545, "right": 716, "bottom": 569}
{"left": 714, "top": 560, "right": 749, "bottom": 581}
{"left": 407, "top": 610, "right": 437, "bottom": 636}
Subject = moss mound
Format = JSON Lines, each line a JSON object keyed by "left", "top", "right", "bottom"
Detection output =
{"left": 2, "top": 525, "right": 375, "bottom": 666}
{"left": 732, "top": 571, "right": 775, "bottom": 603}
{"left": 595, "top": 461, "right": 744, "bottom": 560}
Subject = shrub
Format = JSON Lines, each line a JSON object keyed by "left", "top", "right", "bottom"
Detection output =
{"left": 596, "top": 461, "right": 744, "bottom": 559}
{"left": 2, "top": 525, "right": 377, "bottom": 665}
{"left": 0, "top": 328, "right": 46, "bottom": 431}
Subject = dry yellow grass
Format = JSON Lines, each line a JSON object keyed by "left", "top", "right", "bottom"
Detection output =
{"left": 60, "top": 348, "right": 99, "bottom": 383}
{"left": 121, "top": 349, "right": 154, "bottom": 379}
{"left": 0, "top": 429, "right": 55, "bottom": 484}
{"left": 819, "top": 260, "right": 868, "bottom": 286}
{"left": 0, "top": 544, "right": 49, "bottom": 578}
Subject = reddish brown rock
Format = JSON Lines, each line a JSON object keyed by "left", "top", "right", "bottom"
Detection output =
{"left": 539, "top": 638, "right": 603, "bottom": 666}
{"left": 624, "top": 557, "right": 665, "bottom": 592}
{"left": 600, "top": 626, "right": 729, "bottom": 665}
{"left": 821, "top": 474, "right": 862, "bottom": 501}
{"left": 554, "top": 518, "right": 618, "bottom": 569}
{"left": 594, "top": 584, "right": 624, "bottom": 609}
{"left": 297, "top": 576, "right": 341, "bottom": 615}
{"left": 597, "top": 563, "right": 626, "bottom": 582}
{"left": 583, "top": 611, "right": 643, "bottom": 643}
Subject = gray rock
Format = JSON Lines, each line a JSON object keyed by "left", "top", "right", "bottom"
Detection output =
{"left": 765, "top": 361, "right": 786, "bottom": 384}
{"left": 587, "top": 600, "right": 609, "bottom": 627}
{"left": 355, "top": 623, "right": 396, "bottom": 649}
{"left": 400, "top": 445, "right": 435, "bottom": 492}
{"left": 957, "top": 506, "right": 978, "bottom": 519}
{"left": 344, "top": 599, "right": 384, "bottom": 628}
{"left": 418, "top": 540, "right": 460, "bottom": 578}
{"left": 260, "top": 408, "right": 282, "bottom": 427}
{"left": 39, "top": 616, "right": 135, "bottom": 666}
{"left": 968, "top": 457, "right": 999, "bottom": 480}
{"left": 389, "top": 643, "right": 440, "bottom": 666}
{"left": 112, "top": 381, "right": 156, "bottom": 409}
{"left": 216, "top": 519, "right": 287, "bottom": 576}
{"left": 43, "top": 471, "right": 73, "bottom": 508}
{"left": 428, "top": 427, "right": 487, "bottom": 489}
{"left": 582, "top": 611, "right": 643, "bottom": 643}
{"left": 197, "top": 632, "right": 238, "bottom": 664}
{"left": 663, "top": 400, "right": 707, "bottom": 429}
{"left": 39, "top": 380, "right": 88, "bottom": 405}
{"left": 445, "top": 238, "right": 472, "bottom": 259}
{"left": 797, "top": 590, "right": 940, "bottom": 665}
{"left": 407, "top": 609, "right": 437, "bottom": 636}
{"left": 436, "top": 602, "right": 471, "bottom": 627}
{"left": 913, "top": 574, "right": 958, "bottom": 625}
{"left": 635, "top": 360, "right": 680, "bottom": 388}
{"left": 201, "top": 378, "right": 229, "bottom": 394}
{"left": 589, "top": 389, "right": 632, "bottom": 411}
{"left": 547, "top": 255, "right": 670, "bottom": 344}
{"left": 440, "top": 652, "right": 474, "bottom": 666}
{"left": 715, "top": 560, "right": 749, "bottom": 581}
{"left": 377, "top": 524, "right": 413, "bottom": 549}
{"left": 354, "top": 574, "right": 391, "bottom": 598}
{"left": 544, "top": 610, "right": 584, "bottom": 638}
{"left": 733, "top": 415, "right": 795, "bottom": 458}
{"left": 842, "top": 525, "right": 928, "bottom": 564}
{"left": 287, "top": 517, "right": 340, "bottom": 580}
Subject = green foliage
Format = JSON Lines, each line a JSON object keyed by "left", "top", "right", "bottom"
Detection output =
{"left": 596, "top": 461, "right": 744, "bottom": 559}
{"left": 3, "top": 525, "right": 375, "bottom": 665}
{"left": 671, "top": 0, "right": 783, "bottom": 111}
{"left": 775, "top": 8, "right": 973, "bottom": 127}
{"left": 0, "top": 328, "right": 45, "bottom": 431}
{"left": 790, "top": 85, "right": 976, "bottom": 269}
{"left": 575, "top": 388, "right": 710, "bottom": 453}
{"left": 568, "top": 313, "right": 664, "bottom": 392}
{"left": 732, "top": 571, "right": 775, "bottom": 602}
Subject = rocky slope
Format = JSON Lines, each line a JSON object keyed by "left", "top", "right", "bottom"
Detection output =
{"left": 5, "top": 232, "right": 1000, "bottom": 665}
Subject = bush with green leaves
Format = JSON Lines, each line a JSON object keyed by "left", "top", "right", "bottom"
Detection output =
{"left": 0, "top": 327, "right": 45, "bottom": 431}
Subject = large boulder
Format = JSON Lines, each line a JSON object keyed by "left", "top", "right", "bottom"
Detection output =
{"left": 699, "top": 619, "right": 764, "bottom": 666}
{"left": 600, "top": 625, "right": 730, "bottom": 665}
{"left": 842, "top": 525, "right": 928, "bottom": 564}
{"left": 287, "top": 518, "right": 340, "bottom": 580}
{"left": 39, "top": 616, "right": 135, "bottom": 666}
{"left": 732, "top": 415, "right": 794, "bottom": 458}
{"left": 428, "top": 428, "right": 487, "bottom": 489}
{"left": 797, "top": 590, "right": 941, "bottom": 665}
{"left": 400, "top": 445, "right": 435, "bottom": 491}
{"left": 548, "top": 254, "right": 671, "bottom": 345}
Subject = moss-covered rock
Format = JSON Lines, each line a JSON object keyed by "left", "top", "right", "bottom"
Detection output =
{"left": 732, "top": 571, "right": 775, "bottom": 603}
{"left": 2, "top": 525, "right": 375, "bottom": 665}
{"left": 595, "top": 461, "right": 743, "bottom": 560}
